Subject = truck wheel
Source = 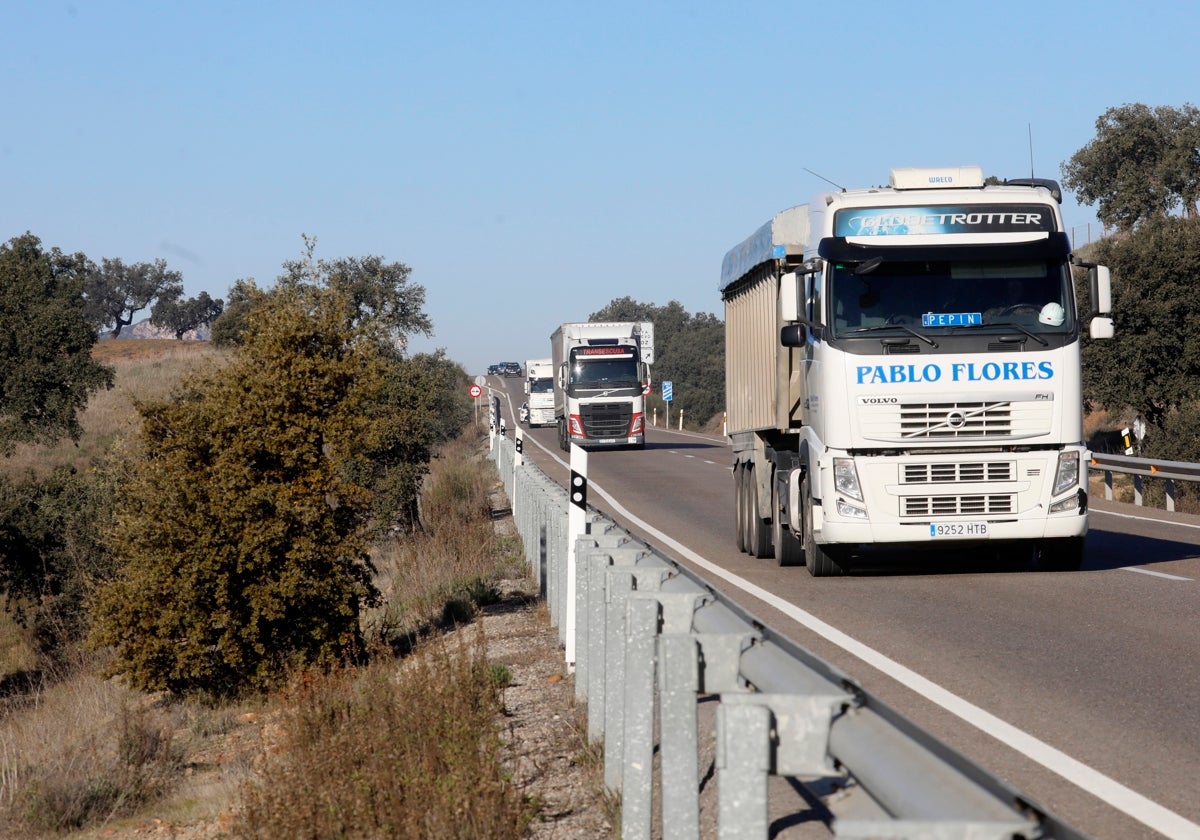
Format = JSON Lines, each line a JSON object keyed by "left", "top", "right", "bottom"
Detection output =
{"left": 802, "top": 475, "right": 845, "bottom": 577}
{"left": 772, "top": 477, "right": 804, "bottom": 567}
{"left": 744, "top": 465, "right": 772, "bottom": 556}
{"left": 557, "top": 419, "right": 568, "bottom": 452}
{"left": 1036, "top": 537, "right": 1085, "bottom": 572}
{"left": 734, "top": 466, "right": 746, "bottom": 553}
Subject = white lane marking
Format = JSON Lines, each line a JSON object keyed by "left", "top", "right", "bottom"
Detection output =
{"left": 1124, "top": 567, "right": 1194, "bottom": 582}
{"left": 1092, "top": 507, "right": 1200, "bottom": 531}
{"left": 1090, "top": 509, "right": 1199, "bottom": 580}
{"left": 514, "top": 429, "right": 1200, "bottom": 839}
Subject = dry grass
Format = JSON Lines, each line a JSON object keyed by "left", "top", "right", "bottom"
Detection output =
{"left": 4, "top": 339, "right": 224, "bottom": 478}
{"left": 364, "top": 436, "right": 518, "bottom": 647}
{"left": 234, "top": 629, "right": 534, "bottom": 839}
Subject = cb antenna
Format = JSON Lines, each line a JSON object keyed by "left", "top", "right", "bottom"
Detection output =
{"left": 804, "top": 167, "right": 845, "bottom": 191}
{"left": 1027, "top": 123, "right": 1035, "bottom": 179}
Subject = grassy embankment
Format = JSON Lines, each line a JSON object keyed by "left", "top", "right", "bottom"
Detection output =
{"left": 0, "top": 339, "right": 548, "bottom": 838}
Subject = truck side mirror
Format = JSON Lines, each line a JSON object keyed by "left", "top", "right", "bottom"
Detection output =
{"left": 779, "top": 272, "right": 800, "bottom": 321}
{"left": 1090, "top": 265, "right": 1112, "bottom": 314}
{"left": 781, "top": 325, "right": 805, "bottom": 347}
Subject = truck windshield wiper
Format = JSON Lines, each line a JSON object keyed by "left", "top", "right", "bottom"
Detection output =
{"left": 965, "top": 322, "right": 1048, "bottom": 346}
{"left": 839, "top": 323, "right": 938, "bottom": 348}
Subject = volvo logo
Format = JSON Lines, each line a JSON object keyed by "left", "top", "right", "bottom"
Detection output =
{"left": 946, "top": 411, "right": 967, "bottom": 429}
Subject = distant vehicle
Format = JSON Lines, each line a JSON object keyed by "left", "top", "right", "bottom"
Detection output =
{"left": 487, "top": 364, "right": 501, "bottom": 376}
{"left": 524, "top": 358, "right": 554, "bottom": 427}
{"left": 501, "top": 362, "right": 522, "bottom": 377}
{"left": 551, "top": 321, "right": 654, "bottom": 451}
{"left": 519, "top": 402, "right": 529, "bottom": 424}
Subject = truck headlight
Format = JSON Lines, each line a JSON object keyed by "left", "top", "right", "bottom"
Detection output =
{"left": 833, "top": 458, "right": 863, "bottom": 502}
{"left": 1053, "top": 451, "right": 1080, "bottom": 496}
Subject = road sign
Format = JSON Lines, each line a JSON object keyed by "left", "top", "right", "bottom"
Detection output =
{"left": 662, "top": 380, "right": 674, "bottom": 402}
{"left": 469, "top": 384, "right": 482, "bottom": 398}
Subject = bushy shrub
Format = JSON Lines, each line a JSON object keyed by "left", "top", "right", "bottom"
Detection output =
{"left": 89, "top": 287, "right": 389, "bottom": 697}
{"left": 0, "top": 464, "right": 117, "bottom": 662}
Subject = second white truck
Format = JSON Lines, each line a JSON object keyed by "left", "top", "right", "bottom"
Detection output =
{"left": 551, "top": 322, "right": 654, "bottom": 451}
{"left": 524, "top": 358, "right": 555, "bottom": 427}
{"left": 722, "top": 166, "right": 1114, "bottom": 575}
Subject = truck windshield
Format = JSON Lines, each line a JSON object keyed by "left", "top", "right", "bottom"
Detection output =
{"left": 530, "top": 378, "right": 553, "bottom": 394}
{"left": 570, "top": 357, "right": 639, "bottom": 387}
{"left": 829, "top": 258, "right": 1074, "bottom": 337}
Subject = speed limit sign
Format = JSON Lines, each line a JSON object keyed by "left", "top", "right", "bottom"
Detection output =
{"left": 468, "top": 384, "right": 482, "bottom": 398}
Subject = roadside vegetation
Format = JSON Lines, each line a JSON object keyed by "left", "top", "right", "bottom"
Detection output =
{"left": 0, "top": 338, "right": 540, "bottom": 837}
{"left": 1065, "top": 103, "right": 1200, "bottom": 511}
{"left": 0, "top": 236, "right": 546, "bottom": 836}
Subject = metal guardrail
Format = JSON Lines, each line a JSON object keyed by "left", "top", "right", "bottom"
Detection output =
{"left": 491, "top": 434, "right": 1087, "bottom": 840}
{"left": 1089, "top": 451, "right": 1200, "bottom": 512}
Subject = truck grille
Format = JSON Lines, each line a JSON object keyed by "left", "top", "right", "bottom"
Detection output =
{"left": 580, "top": 402, "right": 632, "bottom": 439}
{"left": 901, "top": 402, "right": 1009, "bottom": 437}
{"left": 860, "top": 399, "right": 1053, "bottom": 441}
{"left": 903, "top": 462, "right": 1014, "bottom": 483}
{"left": 903, "top": 495, "right": 1014, "bottom": 516}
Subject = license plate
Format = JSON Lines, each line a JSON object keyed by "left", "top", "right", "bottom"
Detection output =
{"left": 930, "top": 522, "right": 988, "bottom": 538}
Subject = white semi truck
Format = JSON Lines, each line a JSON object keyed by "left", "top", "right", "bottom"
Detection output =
{"left": 551, "top": 321, "right": 654, "bottom": 451}
{"left": 524, "top": 357, "right": 555, "bottom": 427}
{"left": 721, "top": 166, "right": 1114, "bottom": 575}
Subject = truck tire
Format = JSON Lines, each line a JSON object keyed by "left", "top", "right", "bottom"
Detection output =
{"left": 802, "top": 475, "right": 846, "bottom": 577}
{"left": 557, "top": 419, "right": 568, "bottom": 452}
{"left": 734, "top": 465, "right": 746, "bottom": 552}
{"left": 745, "top": 465, "right": 771, "bottom": 558}
{"left": 1036, "top": 537, "right": 1085, "bottom": 572}
{"left": 772, "top": 477, "right": 804, "bottom": 567}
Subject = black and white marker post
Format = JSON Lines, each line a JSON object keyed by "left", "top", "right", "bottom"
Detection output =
{"left": 512, "top": 429, "right": 524, "bottom": 517}
{"left": 566, "top": 442, "right": 588, "bottom": 668}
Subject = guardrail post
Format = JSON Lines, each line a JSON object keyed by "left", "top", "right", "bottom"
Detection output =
{"left": 660, "top": 634, "right": 700, "bottom": 840}
{"left": 584, "top": 551, "right": 610, "bottom": 733}
{"left": 604, "top": 571, "right": 635, "bottom": 792}
{"left": 716, "top": 703, "right": 771, "bottom": 839}
{"left": 573, "top": 535, "right": 633, "bottom": 682}
{"left": 623, "top": 596, "right": 660, "bottom": 840}
{"left": 583, "top": 545, "right": 650, "bottom": 738}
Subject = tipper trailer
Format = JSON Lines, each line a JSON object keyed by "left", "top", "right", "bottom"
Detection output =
{"left": 551, "top": 321, "right": 654, "bottom": 451}
{"left": 721, "top": 166, "right": 1114, "bottom": 575}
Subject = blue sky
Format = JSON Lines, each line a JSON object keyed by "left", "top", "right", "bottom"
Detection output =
{"left": 5, "top": 1, "right": 1196, "bottom": 375}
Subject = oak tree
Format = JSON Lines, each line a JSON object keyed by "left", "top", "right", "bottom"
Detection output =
{"left": 1061, "top": 103, "right": 1200, "bottom": 230}
{"left": 84, "top": 256, "right": 184, "bottom": 337}
{"left": 150, "top": 290, "right": 225, "bottom": 339}
{"left": 0, "top": 233, "right": 114, "bottom": 454}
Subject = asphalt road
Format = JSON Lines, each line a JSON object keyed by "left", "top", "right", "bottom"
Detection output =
{"left": 488, "top": 377, "right": 1200, "bottom": 840}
